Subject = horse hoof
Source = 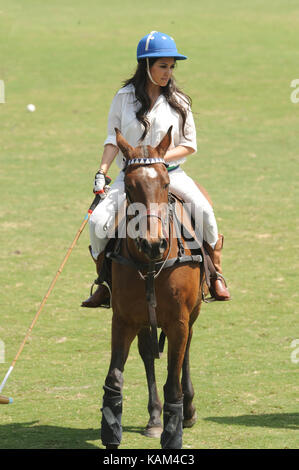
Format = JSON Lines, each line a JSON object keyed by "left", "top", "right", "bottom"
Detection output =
{"left": 183, "top": 411, "right": 197, "bottom": 428}
{"left": 143, "top": 425, "right": 163, "bottom": 438}
{"left": 106, "top": 444, "right": 119, "bottom": 449}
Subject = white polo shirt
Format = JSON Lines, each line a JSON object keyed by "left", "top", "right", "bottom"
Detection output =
{"left": 104, "top": 84, "right": 197, "bottom": 169}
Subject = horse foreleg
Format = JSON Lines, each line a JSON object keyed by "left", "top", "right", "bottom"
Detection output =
{"left": 137, "top": 327, "right": 163, "bottom": 438}
{"left": 181, "top": 326, "right": 197, "bottom": 428}
{"left": 161, "top": 321, "right": 188, "bottom": 449}
{"left": 101, "top": 316, "right": 137, "bottom": 449}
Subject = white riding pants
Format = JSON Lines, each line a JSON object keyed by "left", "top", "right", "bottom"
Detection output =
{"left": 89, "top": 167, "right": 218, "bottom": 260}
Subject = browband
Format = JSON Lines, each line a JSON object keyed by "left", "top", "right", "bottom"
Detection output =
{"left": 125, "top": 157, "right": 169, "bottom": 168}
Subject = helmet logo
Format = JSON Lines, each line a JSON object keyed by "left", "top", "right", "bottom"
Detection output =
{"left": 145, "top": 31, "right": 157, "bottom": 51}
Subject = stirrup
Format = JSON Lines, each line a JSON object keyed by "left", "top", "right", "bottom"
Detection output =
{"left": 202, "top": 272, "right": 229, "bottom": 303}
{"left": 215, "top": 272, "right": 228, "bottom": 286}
{"left": 90, "top": 279, "right": 112, "bottom": 309}
{"left": 202, "top": 291, "right": 216, "bottom": 303}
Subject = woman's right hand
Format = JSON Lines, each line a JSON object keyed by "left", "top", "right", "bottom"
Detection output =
{"left": 94, "top": 144, "right": 118, "bottom": 195}
{"left": 93, "top": 170, "right": 106, "bottom": 195}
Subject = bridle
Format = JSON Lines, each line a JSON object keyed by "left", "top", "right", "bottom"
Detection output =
{"left": 122, "top": 158, "right": 172, "bottom": 358}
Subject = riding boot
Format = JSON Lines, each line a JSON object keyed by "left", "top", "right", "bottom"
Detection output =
{"left": 203, "top": 234, "right": 231, "bottom": 301}
{"left": 81, "top": 248, "right": 111, "bottom": 308}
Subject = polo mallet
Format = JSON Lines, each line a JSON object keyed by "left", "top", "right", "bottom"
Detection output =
{"left": 0, "top": 177, "right": 111, "bottom": 404}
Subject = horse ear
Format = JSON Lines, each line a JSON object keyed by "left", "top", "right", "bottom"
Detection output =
{"left": 115, "top": 128, "right": 134, "bottom": 159}
{"left": 155, "top": 126, "right": 173, "bottom": 157}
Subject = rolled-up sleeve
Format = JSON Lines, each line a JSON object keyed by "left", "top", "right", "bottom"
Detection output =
{"left": 104, "top": 93, "right": 122, "bottom": 147}
{"left": 179, "top": 106, "right": 197, "bottom": 153}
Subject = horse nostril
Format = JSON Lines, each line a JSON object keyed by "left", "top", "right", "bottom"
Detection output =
{"left": 160, "top": 238, "right": 167, "bottom": 252}
{"left": 140, "top": 238, "right": 150, "bottom": 253}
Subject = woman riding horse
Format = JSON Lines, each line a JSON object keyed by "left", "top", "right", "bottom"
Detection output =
{"left": 82, "top": 31, "right": 230, "bottom": 307}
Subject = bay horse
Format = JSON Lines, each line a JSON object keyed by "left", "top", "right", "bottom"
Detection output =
{"left": 100, "top": 127, "right": 205, "bottom": 449}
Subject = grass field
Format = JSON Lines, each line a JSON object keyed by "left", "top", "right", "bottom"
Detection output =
{"left": 0, "top": 0, "right": 298, "bottom": 449}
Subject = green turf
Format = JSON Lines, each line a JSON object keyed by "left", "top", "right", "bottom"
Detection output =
{"left": 0, "top": 0, "right": 298, "bottom": 449}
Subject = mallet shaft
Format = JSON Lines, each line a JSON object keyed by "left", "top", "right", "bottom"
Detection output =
{"left": 0, "top": 216, "right": 89, "bottom": 396}
{"left": 0, "top": 366, "right": 13, "bottom": 394}
{"left": 11, "top": 214, "right": 90, "bottom": 370}
{"left": 0, "top": 189, "right": 109, "bottom": 398}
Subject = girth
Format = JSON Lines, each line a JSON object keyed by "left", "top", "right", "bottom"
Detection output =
{"left": 106, "top": 250, "right": 202, "bottom": 274}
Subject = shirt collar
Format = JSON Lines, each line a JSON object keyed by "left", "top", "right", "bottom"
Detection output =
{"left": 148, "top": 94, "right": 165, "bottom": 113}
{"left": 118, "top": 83, "right": 135, "bottom": 94}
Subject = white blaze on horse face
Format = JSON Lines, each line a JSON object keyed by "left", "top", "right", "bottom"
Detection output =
{"left": 140, "top": 167, "right": 165, "bottom": 241}
{"left": 142, "top": 166, "right": 159, "bottom": 180}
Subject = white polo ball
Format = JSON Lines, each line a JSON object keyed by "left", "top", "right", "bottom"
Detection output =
{"left": 27, "top": 104, "right": 36, "bottom": 112}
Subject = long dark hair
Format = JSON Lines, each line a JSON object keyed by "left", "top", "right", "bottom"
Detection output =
{"left": 122, "top": 58, "right": 192, "bottom": 141}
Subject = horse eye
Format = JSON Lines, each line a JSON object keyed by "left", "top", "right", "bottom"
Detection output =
{"left": 164, "top": 183, "right": 169, "bottom": 190}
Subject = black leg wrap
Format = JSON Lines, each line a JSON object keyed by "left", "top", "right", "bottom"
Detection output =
{"left": 160, "top": 400, "right": 184, "bottom": 449}
{"left": 101, "top": 385, "right": 123, "bottom": 447}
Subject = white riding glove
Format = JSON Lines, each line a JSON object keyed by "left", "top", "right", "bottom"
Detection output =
{"left": 93, "top": 170, "right": 106, "bottom": 197}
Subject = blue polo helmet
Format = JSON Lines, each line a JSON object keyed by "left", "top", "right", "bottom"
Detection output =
{"left": 137, "top": 31, "right": 187, "bottom": 62}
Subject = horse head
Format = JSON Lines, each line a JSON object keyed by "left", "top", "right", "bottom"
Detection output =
{"left": 115, "top": 126, "right": 173, "bottom": 262}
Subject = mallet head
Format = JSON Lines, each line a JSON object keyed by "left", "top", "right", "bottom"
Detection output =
{"left": 0, "top": 394, "right": 13, "bottom": 404}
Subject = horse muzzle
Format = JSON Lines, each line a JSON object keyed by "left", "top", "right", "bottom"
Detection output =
{"left": 137, "top": 236, "right": 168, "bottom": 261}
